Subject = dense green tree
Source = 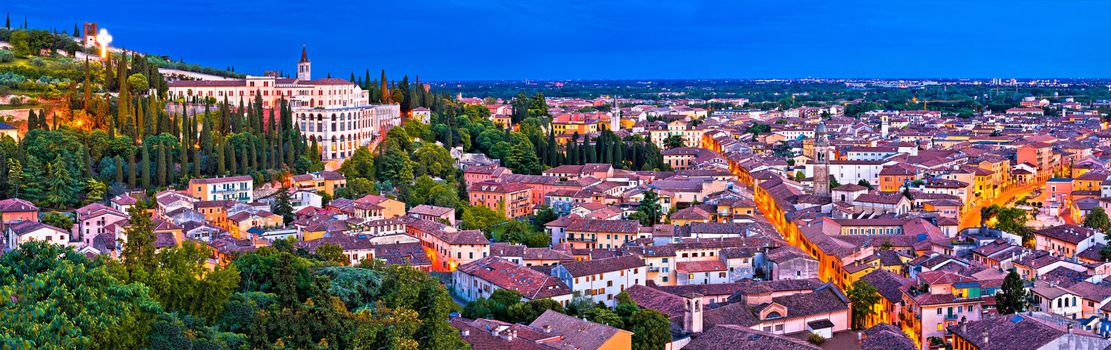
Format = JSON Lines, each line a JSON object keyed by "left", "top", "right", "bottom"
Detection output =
{"left": 44, "top": 156, "right": 78, "bottom": 208}
{"left": 6, "top": 158, "right": 22, "bottom": 198}
{"left": 40, "top": 211, "right": 74, "bottom": 230}
{"left": 847, "top": 280, "right": 880, "bottom": 330}
{"left": 0, "top": 242, "right": 161, "bottom": 349}
{"left": 663, "top": 134, "right": 685, "bottom": 149}
{"left": 315, "top": 243, "right": 349, "bottom": 266}
{"left": 404, "top": 175, "right": 462, "bottom": 209}
{"left": 121, "top": 203, "right": 157, "bottom": 279}
{"left": 339, "top": 146, "right": 375, "bottom": 181}
{"left": 504, "top": 138, "right": 543, "bottom": 174}
{"left": 629, "top": 309, "right": 671, "bottom": 350}
{"left": 587, "top": 308, "right": 625, "bottom": 328}
{"left": 271, "top": 186, "right": 295, "bottom": 224}
{"left": 84, "top": 178, "right": 107, "bottom": 204}
{"left": 462, "top": 205, "right": 507, "bottom": 232}
{"left": 145, "top": 241, "right": 241, "bottom": 322}
{"left": 996, "top": 269, "right": 1029, "bottom": 315}
{"left": 506, "top": 299, "right": 564, "bottom": 324}
{"left": 857, "top": 179, "right": 874, "bottom": 190}
{"left": 632, "top": 190, "right": 663, "bottom": 226}
{"left": 412, "top": 143, "right": 454, "bottom": 178}
{"left": 495, "top": 220, "right": 549, "bottom": 247}
{"left": 341, "top": 177, "right": 375, "bottom": 199}
{"left": 1083, "top": 207, "right": 1110, "bottom": 233}
{"left": 987, "top": 205, "right": 1033, "bottom": 246}
{"left": 128, "top": 73, "right": 149, "bottom": 93}
{"left": 533, "top": 205, "right": 559, "bottom": 229}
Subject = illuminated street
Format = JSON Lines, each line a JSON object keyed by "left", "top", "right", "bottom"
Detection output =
{"left": 958, "top": 178, "right": 1045, "bottom": 231}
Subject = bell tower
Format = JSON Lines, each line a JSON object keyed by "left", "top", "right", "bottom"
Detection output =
{"left": 297, "top": 45, "right": 311, "bottom": 81}
{"left": 814, "top": 122, "right": 831, "bottom": 196}
{"left": 881, "top": 115, "right": 889, "bottom": 139}
{"left": 610, "top": 95, "right": 621, "bottom": 132}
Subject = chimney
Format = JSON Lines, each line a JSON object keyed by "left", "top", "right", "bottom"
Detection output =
{"left": 461, "top": 330, "right": 469, "bottom": 337}
{"left": 544, "top": 325, "right": 552, "bottom": 334}
{"left": 982, "top": 330, "right": 989, "bottom": 346}
{"left": 1067, "top": 324, "right": 1073, "bottom": 335}
{"left": 960, "top": 322, "right": 967, "bottom": 335}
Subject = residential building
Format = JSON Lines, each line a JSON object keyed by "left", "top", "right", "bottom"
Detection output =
{"left": 188, "top": 176, "right": 254, "bottom": 202}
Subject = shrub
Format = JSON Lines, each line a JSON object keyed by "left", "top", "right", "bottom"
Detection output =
{"left": 807, "top": 332, "right": 826, "bottom": 345}
{"left": 0, "top": 49, "right": 14, "bottom": 63}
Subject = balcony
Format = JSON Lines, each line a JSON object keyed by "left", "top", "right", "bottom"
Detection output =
{"left": 647, "top": 266, "right": 661, "bottom": 272}
{"left": 944, "top": 313, "right": 958, "bottom": 321}
{"left": 211, "top": 187, "right": 246, "bottom": 193}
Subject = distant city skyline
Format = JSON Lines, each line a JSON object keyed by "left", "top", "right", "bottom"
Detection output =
{"left": 7, "top": 0, "right": 1111, "bottom": 80}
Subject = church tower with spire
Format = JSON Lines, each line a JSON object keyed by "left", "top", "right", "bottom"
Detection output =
{"left": 813, "top": 121, "right": 831, "bottom": 196}
{"left": 610, "top": 95, "right": 621, "bottom": 132}
{"left": 297, "top": 45, "right": 311, "bottom": 81}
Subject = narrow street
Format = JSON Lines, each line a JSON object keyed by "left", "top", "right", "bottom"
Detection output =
{"left": 958, "top": 179, "right": 1045, "bottom": 230}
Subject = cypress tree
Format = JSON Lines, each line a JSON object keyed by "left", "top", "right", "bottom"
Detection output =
{"left": 380, "top": 69, "right": 388, "bottom": 103}
{"left": 193, "top": 147, "right": 201, "bottom": 178}
{"left": 200, "top": 109, "right": 213, "bottom": 153}
{"left": 114, "top": 156, "right": 124, "bottom": 185}
{"left": 141, "top": 144, "right": 151, "bottom": 189}
{"left": 26, "top": 110, "right": 36, "bottom": 130}
{"left": 216, "top": 139, "right": 226, "bottom": 175}
{"left": 227, "top": 143, "right": 237, "bottom": 175}
{"left": 268, "top": 141, "right": 277, "bottom": 169}
{"left": 128, "top": 151, "right": 137, "bottom": 187}
{"left": 156, "top": 144, "right": 167, "bottom": 186}
{"left": 73, "top": 23, "right": 79, "bottom": 38}
{"left": 179, "top": 143, "right": 187, "bottom": 181}
{"left": 242, "top": 143, "right": 251, "bottom": 173}
{"left": 82, "top": 59, "right": 92, "bottom": 111}
{"left": 547, "top": 131, "right": 558, "bottom": 166}
{"left": 135, "top": 97, "right": 145, "bottom": 140}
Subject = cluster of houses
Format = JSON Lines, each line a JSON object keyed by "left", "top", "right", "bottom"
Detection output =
{"left": 443, "top": 94, "right": 1111, "bottom": 349}
{"left": 6, "top": 92, "right": 1111, "bottom": 349}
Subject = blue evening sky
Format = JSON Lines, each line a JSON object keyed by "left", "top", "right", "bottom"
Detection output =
{"left": 6, "top": 0, "right": 1111, "bottom": 80}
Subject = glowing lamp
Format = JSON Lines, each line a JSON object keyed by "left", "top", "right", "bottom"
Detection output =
{"left": 95, "top": 29, "right": 113, "bottom": 59}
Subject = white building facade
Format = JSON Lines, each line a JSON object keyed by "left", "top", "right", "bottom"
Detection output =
{"left": 167, "top": 47, "right": 401, "bottom": 161}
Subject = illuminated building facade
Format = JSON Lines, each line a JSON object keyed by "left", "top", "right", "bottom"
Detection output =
{"left": 167, "top": 47, "right": 401, "bottom": 161}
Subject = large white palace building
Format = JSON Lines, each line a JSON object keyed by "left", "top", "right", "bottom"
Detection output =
{"left": 167, "top": 47, "right": 401, "bottom": 161}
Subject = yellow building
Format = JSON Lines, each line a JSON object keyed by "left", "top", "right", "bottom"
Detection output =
{"left": 551, "top": 113, "right": 602, "bottom": 135}
{"left": 292, "top": 171, "right": 347, "bottom": 196}
{"left": 228, "top": 211, "right": 284, "bottom": 238}
{"left": 353, "top": 194, "right": 406, "bottom": 220}
{"left": 491, "top": 115, "right": 512, "bottom": 128}
{"left": 188, "top": 175, "right": 254, "bottom": 202}
{"left": 196, "top": 200, "right": 234, "bottom": 236}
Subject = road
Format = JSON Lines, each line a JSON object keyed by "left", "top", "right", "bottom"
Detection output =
{"left": 958, "top": 179, "right": 1044, "bottom": 230}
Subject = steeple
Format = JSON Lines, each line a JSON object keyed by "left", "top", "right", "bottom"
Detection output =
{"left": 610, "top": 95, "right": 620, "bottom": 132}
{"left": 297, "top": 45, "right": 311, "bottom": 80}
{"left": 813, "top": 121, "right": 831, "bottom": 196}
